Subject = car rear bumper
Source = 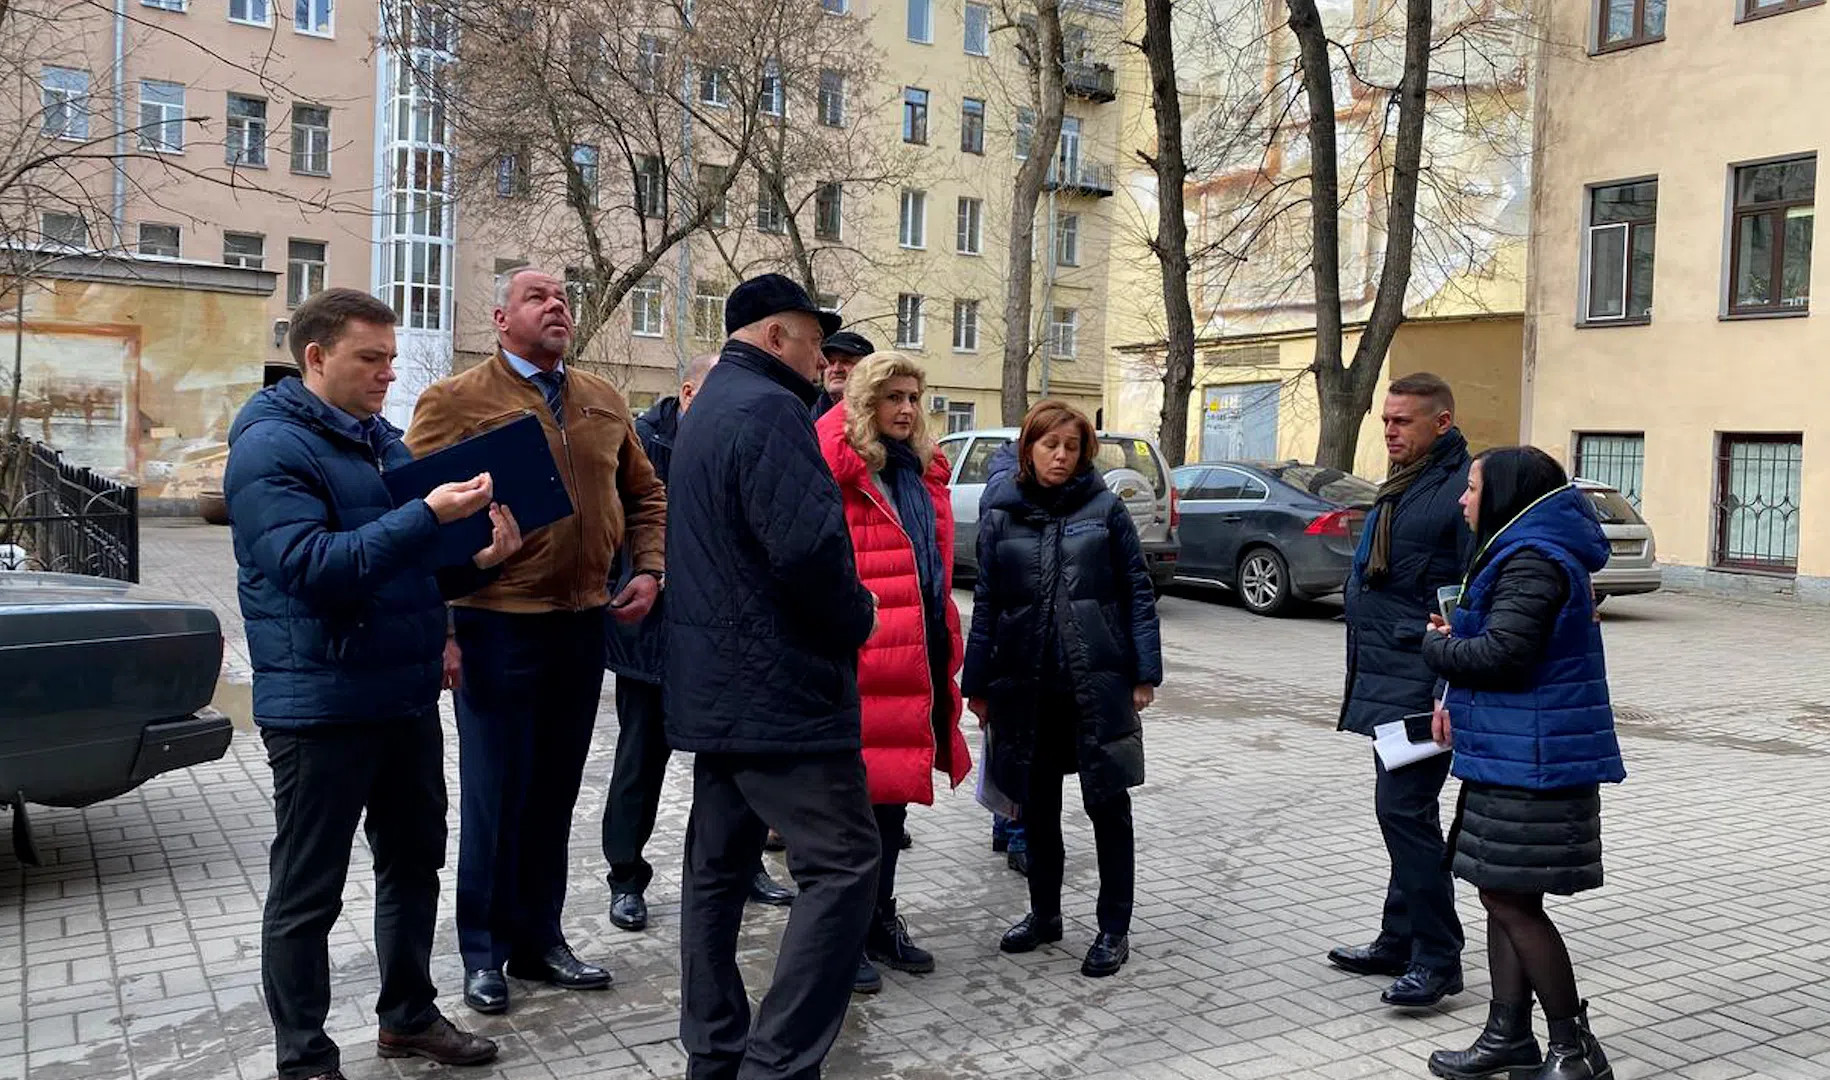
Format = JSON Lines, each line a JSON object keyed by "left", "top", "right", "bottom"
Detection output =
{"left": 1289, "top": 541, "right": 1356, "bottom": 599}
{"left": 1593, "top": 564, "right": 1662, "bottom": 597}
{"left": 1143, "top": 541, "right": 1180, "bottom": 588}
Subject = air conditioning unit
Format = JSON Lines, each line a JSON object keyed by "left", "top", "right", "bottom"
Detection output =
{"left": 929, "top": 394, "right": 948, "bottom": 413}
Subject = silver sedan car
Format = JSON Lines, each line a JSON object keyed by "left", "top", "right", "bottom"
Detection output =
{"left": 1577, "top": 478, "right": 1661, "bottom": 598}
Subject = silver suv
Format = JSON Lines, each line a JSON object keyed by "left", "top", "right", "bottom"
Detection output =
{"left": 936, "top": 428, "right": 1181, "bottom": 590}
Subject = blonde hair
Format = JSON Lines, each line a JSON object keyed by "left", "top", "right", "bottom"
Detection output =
{"left": 843, "top": 350, "right": 934, "bottom": 472}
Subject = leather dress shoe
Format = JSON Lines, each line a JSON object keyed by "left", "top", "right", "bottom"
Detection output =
{"left": 1427, "top": 1000, "right": 1542, "bottom": 1079}
{"left": 748, "top": 870, "right": 796, "bottom": 906}
{"left": 506, "top": 945, "right": 612, "bottom": 990}
{"left": 1382, "top": 964, "right": 1465, "bottom": 1008}
{"left": 999, "top": 912, "right": 1064, "bottom": 954}
{"left": 1081, "top": 932, "right": 1130, "bottom": 978}
{"left": 462, "top": 968, "right": 508, "bottom": 1015}
{"left": 377, "top": 1015, "right": 499, "bottom": 1066}
{"left": 1327, "top": 941, "right": 1410, "bottom": 978}
{"left": 610, "top": 890, "right": 648, "bottom": 932}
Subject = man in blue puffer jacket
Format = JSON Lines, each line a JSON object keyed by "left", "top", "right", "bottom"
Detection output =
{"left": 225, "top": 289, "right": 519, "bottom": 1080}
{"left": 1328, "top": 372, "right": 1473, "bottom": 1010}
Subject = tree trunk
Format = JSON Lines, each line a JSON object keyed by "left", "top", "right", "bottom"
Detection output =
{"left": 1141, "top": 0, "right": 1195, "bottom": 466}
{"left": 1289, "top": 0, "right": 1432, "bottom": 473}
{"left": 1001, "top": 0, "right": 1065, "bottom": 425}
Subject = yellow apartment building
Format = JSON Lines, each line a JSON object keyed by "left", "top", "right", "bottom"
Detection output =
{"left": 1103, "top": 0, "right": 1529, "bottom": 472}
{"left": 451, "top": 0, "right": 1130, "bottom": 434}
{"left": 1525, "top": 0, "right": 1830, "bottom": 597}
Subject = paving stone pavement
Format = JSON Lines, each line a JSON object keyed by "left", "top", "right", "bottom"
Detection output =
{"left": 5, "top": 519, "right": 1830, "bottom": 1080}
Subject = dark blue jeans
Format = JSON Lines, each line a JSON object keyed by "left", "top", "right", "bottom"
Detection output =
{"left": 452, "top": 607, "right": 605, "bottom": 972}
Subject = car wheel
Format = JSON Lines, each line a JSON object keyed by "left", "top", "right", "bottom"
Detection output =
{"left": 1236, "top": 547, "right": 1292, "bottom": 617}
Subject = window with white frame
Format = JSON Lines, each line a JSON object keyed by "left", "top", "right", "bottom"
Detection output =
{"left": 899, "top": 189, "right": 926, "bottom": 248}
{"left": 896, "top": 293, "right": 924, "bottom": 347}
{"left": 759, "top": 60, "right": 785, "bottom": 117}
{"left": 692, "top": 280, "right": 727, "bottom": 340}
{"left": 138, "top": 223, "right": 180, "bottom": 257}
{"left": 226, "top": 94, "right": 267, "bottom": 166}
{"left": 223, "top": 231, "right": 265, "bottom": 268}
{"left": 138, "top": 80, "right": 185, "bottom": 152}
{"left": 290, "top": 104, "right": 329, "bottom": 174}
{"left": 565, "top": 267, "right": 594, "bottom": 316}
{"left": 41, "top": 212, "right": 86, "bottom": 247}
{"left": 956, "top": 197, "right": 983, "bottom": 254}
{"left": 1055, "top": 211, "right": 1079, "bottom": 266}
{"left": 1046, "top": 307, "right": 1078, "bottom": 358}
{"left": 952, "top": 299, "right": 979, "bottom": 351}
{"left": 570, "top": 144, "right": 599, "bottom": 207}
{"left": 1584, "top": 180, "right": 1656, "bottom": 322}
{"left": 631, "top": 278, "right": 665, "bottom": 336}
{"left": 635, "top": 154, "right": 666, "bottom": 219}
{"left": 818, "top": 70, "right": 845, "bottom": 127}
{"left": 1015, "top": 107, "right": 1034, "bottom": 160}
{"left": 699, "top": 67, "right": 729, "bottom": 107}
{"left": 757, "top": 180, "right": 788, "bottom": 234}
{"left": 816, "top": 292, "right": 840, "bottom": 312}
{"left": 143, "top": 0, "right": 184, "bottom": 11}
{"left": 287, "top": 239, "right": 326, "bottom": 307}
{"left": 945, "top": 400, "right": 976, "bottom": 434}
{"left": 230, "top": 0, "right": 270, "bottom": 23}
{"left": 496, "top": 151, "right": 528, "bottom": 197}
{"left": 907, "top": 0, "right": 932, "bottom": 42}
{"left": 961, "top": 97, "right": 985, "bottom": 154}
{"left": 815, "top": 182, "right": 843, "bottom": 241}
{"left": 295, "top": 0, "right": 332, "bottom": 35}
{"left": 637, "top": 34, "right": 666, "bottom": 93}
{"left": 41, "top": 67, "right": 89, "bottom": 140}
{"left": 964, "top": 2, "right": 990, "bottom": 54}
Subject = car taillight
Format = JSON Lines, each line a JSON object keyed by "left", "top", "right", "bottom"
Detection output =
{"left": 1169, "top": 486, "right": 1181, "bottom": 529}
{"left": 1306, "top": 509, "right": 1354, "bottom": 537}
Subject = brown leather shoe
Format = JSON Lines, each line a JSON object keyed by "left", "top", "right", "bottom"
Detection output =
{"left": 377, "top": 1015, "right": 499, "bottom": 1066}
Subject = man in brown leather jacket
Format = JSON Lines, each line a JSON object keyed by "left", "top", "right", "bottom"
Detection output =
{"left": 406, "top": 267, "right": 666, "bottom": 1017}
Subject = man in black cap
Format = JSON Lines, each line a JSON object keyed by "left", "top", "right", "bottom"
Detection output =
{"left": 666, "top": 273, "right": 881, "bottom": 1080}
{"left": 812, "top": 329, "right": 874, "bottom": 420}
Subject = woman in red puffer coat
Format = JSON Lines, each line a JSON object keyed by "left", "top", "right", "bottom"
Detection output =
{"left": 816, "top": 349, "right": 972, "bottom": 996}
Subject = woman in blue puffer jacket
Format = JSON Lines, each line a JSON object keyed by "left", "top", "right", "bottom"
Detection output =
{"left": 1421, "top": 447, "right": 1625, "bottom": 1080}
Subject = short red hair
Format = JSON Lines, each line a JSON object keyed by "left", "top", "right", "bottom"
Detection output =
{"left": 1016, "top": 399, "right": 1097, "bottom": 483}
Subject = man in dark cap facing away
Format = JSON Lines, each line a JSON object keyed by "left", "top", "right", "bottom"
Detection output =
{"left": 665, "top": 273, "right": 881, "bottom": 1080}
{"left": 811, "top": 329, "right": 874, "bottom": 419}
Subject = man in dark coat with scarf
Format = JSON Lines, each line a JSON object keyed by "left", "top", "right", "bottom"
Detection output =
{"left": 1328, "top": 372, "right": 1473, "bottom": 1009}
{"left": 599, "top": 354, "right": 794, "bottom": 933}
{"left": 665, "top": 274, "right": 880, "bottom": 1080}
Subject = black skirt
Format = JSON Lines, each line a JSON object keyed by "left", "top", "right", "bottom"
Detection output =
{"left": 1448, "top": 782, "right": 1604, "bottom": 896}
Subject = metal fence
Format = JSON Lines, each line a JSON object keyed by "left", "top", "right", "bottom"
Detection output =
{"left": 0, "top": 436, "right": 140, "bottom": 582}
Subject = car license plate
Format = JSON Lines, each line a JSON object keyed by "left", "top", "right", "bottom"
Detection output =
{"left": 1609, "top": 539, "right": 1643, "bottom": 557}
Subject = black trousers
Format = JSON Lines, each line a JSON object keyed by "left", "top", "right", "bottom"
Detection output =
{"left": 260, "top": 711, "right": 445, "bottom": 1080}
{"left": 603, "top": 675, "right": 674, "bottom": 892}
{"left": 1024, "top": 765, "right": 1135, "bottom": 937}
{"left": 452, "top": 607, "right": 604, "bottom": 972}
{"left": 601, "top": 675, "right": 770, "bottom": 894}
{"left": 873, "top": 803, "right": 907, "bottom": 910}
{"left": 1373, "top": 748, "right": 1464, "bottom": 971}
{"left": 680, "top": 751, "right": 880, "bottom": 1080}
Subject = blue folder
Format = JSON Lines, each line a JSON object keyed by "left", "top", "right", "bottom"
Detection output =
{"left": 384, "top": 412, "right": 575, "bottom": 567}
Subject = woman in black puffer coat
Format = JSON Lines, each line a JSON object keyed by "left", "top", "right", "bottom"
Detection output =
{"left": 1421, "top": 447, "right": 1624, "bottom": 1080}
{"left": 961, "top": 400, "right": 1162, "bottom": 979}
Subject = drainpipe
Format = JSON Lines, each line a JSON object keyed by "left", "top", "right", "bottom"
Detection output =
{"left": 1038, "top": 186, "right": 1057, "bottom": 397}
{"left": 672, "top": 63, "right": 694, "bottom": 384}
{"left": 111, "top": 0, "right": 128, "bottom": 244}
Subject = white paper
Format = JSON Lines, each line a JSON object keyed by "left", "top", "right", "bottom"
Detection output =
{"left": 1374, "top": 718, "right": 1451, "bottom": 770}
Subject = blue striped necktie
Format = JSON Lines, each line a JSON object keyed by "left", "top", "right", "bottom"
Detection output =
{"left": 532, "top": 369, "right": 565, "bottom": 427}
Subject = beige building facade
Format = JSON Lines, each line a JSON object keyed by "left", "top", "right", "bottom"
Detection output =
{"left": 451, "top": 0, "right": 1128, "bottom": 433}
{"left": 1525, "top": 0, "right": 1830, "bottom": 597}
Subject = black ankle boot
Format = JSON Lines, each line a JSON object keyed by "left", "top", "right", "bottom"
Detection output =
{"left": 1427, "top": 1001, "right": 1543, "bottom": 1079}
{"left": 1532, "top": 1002, "right": 1612, "bottom": 1080}
{"left": 866, "top": 899, "right": 934, "bottom": 974}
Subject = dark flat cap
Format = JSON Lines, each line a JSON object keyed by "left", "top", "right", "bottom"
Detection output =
{"left": 821, "top": 330, "right": 875, "bottom": 358}
{"left": 724, "top": 273, "right": 842, "bottom": 337}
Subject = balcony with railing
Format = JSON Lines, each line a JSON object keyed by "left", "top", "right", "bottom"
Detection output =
{"left": 1045, "top": 159, "right": 1115, "bottom": 198}
{"left": 1063, "top": 60, "right": 1117, "bottom": 103}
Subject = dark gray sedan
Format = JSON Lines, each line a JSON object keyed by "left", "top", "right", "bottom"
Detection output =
{"left": 1170, "top": 461, "right": 1379, "bottom": 615}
